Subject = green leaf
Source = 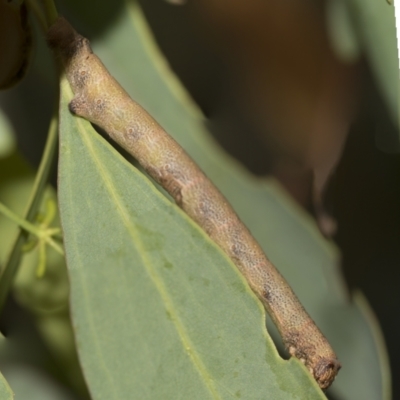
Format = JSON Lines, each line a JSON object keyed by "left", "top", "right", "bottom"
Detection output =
{"left": 93, "top": 3, "right": 390, "bottom": 398}
{"left": 0, "top": 372, "right": 12, "bottom": 400}
{"left": 0, "top": 362, "right": 74, "bottom": 400}
{"left": 0, "top": 151, "right": 83, "bottom": 395}
{"left": 59, "top": 77, "right": 325, "bottom": 399}
{"left": 1, "top": 338, "right": 75, "bottom": 400}
{"left": 59, "top": 1, "right": 391, "bottom": 398}
{"left": 0, "top": 109, "right": 16, "bottom": 159}
{"left": 0, "top": 116, "right": 59, "bottom": 314}
{"left": 326, "top": 0, "right": 361, "bottom": 63}
{"left": 354, "top": 0, "right": 398, "bottom": 130}
{"left": 0, "top": 336, "right": 13, "bottom": 400}
{"left": 328, "top": 0, "right": 398, "bottom": 134}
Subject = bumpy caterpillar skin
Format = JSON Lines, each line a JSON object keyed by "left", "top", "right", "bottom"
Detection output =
{"left": 47, "top": 17, "right": 340, "bottom": 389}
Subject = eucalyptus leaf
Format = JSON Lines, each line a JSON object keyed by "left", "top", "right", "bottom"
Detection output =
{"left": 92, "top": 3, "right": 390, "bottom": 398}
{"left": 0, "top": 150, "right": 82, "bottom": 395}
{"left": 0, "top": 363, "right": 74, "bottom": 400}
{"left": 331, "top": 0, "right": 398, "bottom": 131}
{"left": 326, "top": 0, "right": 361, "bottom": 63}
{"left": 1, "top": 335, "right": 74, "bottom": 400}
{"left": 0, "top": 371, "right": 12, "bottom": 400}
{"left": 0, "top": 336, "right": 13, "bottom": 400}
{"left": 59, "top": 77, "right": 326, "bottom": 399}
{"left": 58, "top": 1, "right": 390, "bottom": 399}
{"left": 0, "top": 109, "right": 15, "bottom": 159}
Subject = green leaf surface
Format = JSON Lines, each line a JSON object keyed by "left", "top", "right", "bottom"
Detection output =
{"left": 0, "top": 114, "right": 59, "bottom": 313}
{"left": 0, "top": 153, "right": 32, "bottom": 266}
{"left": 0, "top": 150, "right": 82, "bottom": 394}
{"left": 8, "top": 366, "right": 69, "bottom": 400}
{"left": 0, "top": 337, "right": 13, "bottom": 400}
{"left": 59, "top": 78, "right": 325, "bottom": 399}
{"left": 59, "top": 1, "right": 391, "bottom": 399}
{"left": 326, "top": 0, "right": 361, "bottom": 63}
{"left": 0, "top": 372, "right": 12, "bottom": 400}
{"left": 341, "top": 0, "right": 398, "bottom": 131}
{"left": 0, "top": 363, "right": 74, "bottom": 400}
{"left": 0, "top": 109, "right": 16, "bottom": 159}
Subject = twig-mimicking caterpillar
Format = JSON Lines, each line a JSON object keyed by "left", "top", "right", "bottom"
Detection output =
{"left": 47, "top": 17, "right": 340, "bottom": 389}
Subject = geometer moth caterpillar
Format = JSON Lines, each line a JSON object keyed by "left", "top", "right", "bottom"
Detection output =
{"left": 47, "top": 17, "right": 340, "bottom": 389}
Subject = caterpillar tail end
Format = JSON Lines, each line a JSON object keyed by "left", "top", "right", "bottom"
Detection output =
{"left": 312, "top": 357, "right": 341, "bottom": 390}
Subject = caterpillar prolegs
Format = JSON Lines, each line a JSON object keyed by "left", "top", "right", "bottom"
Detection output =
{"left": 47, "top": 17, "right": 340, "bottom": 389}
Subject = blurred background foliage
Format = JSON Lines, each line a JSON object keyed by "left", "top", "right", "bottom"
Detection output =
{"left": 0, "top": 0, "right": 398, "bottom": 399}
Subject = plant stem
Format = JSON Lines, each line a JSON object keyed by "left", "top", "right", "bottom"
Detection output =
{"left": 44, "top": 230, "right": 64, "bottom": 256}
{"left": 26, "top": 0, "right": 47, "bottom": 32}
{"left": 0, "top": 114, "right": 59, "bottom": 315}
{"left": 40, "top": 0, "right": 58, "bottom": 28}
{"left": 0, "top": 203, "right": 64, "bottom": 256}
{"left": 0, "top": 202, "right": 43, "bottom": 238}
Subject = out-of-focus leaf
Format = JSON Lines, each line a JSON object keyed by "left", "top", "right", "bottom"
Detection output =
{"left": 0, "top": 154, "right": 65, "bottom": 311}
{"left": 330, "top": 0, "right": 398, "bottom": 131}
{"left": 326, "top": 0, "right": 361, "bottom": 63}
{"left": 0, "top": 363, "right": 74, "bottom": 400}
{"left": 12, "top": 190, "right": 68, "bottom": 313}
{"left": 0, "top": 335, "right": 13, "bottom": 400}
{"left": 0, "top": 109, "right": 16, "bottom": 159}
{"left": 0, "top": 112, "right": 59, "bottom": 313}
{"left": 59, "top": 77, "right": 326, "bottom": 399}
{"left": 0, "top": 371, "right": 13, "bottom": 400}
{"left": 0, "top": 152, "right": 83, "bottom": 395}
{"left": 0, "top": 153, "right": 32, "bottom": 265}
{"left": 59, "top": 1, "right": 391, "bottom": 399}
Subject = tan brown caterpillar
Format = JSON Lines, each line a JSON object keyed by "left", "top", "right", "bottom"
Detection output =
{"left": 47, "top": 17, "right": 340, "bottom": 389}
